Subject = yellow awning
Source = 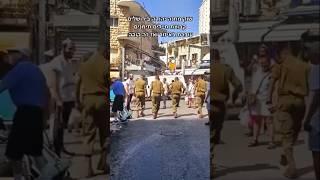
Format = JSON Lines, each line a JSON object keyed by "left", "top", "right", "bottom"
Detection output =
{"left": 110, "top": 71, "right": 120, "bottom": 78}
{"left": 0, "top": 32, "right": 30, "bottom": 50}
{"left": 0, "top": 40, "right": 15, "bottom": 52}
{"left": 0, "top": 49, "right": 8, "bottom": 53}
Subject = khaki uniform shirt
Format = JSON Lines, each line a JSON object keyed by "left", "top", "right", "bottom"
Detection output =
{"left": 195, "top": 79, "right": 207, "bottom": 96}
{"left": 272, "top": 55, "right": 310, "bottom": 97}
{"left": 151, "top": 80, "right": 163, "bottom": 95}
{"left": 79, "top": 51, "right": 107, "bottom": 95}
{"left": 171, "top": 81, "right": 184, "bottom": 94}
{"left": 212, "top": 63, "right": 242, "bottom": 102}
{"left": 134, "top": 79, "right": 146, "bottom": 94}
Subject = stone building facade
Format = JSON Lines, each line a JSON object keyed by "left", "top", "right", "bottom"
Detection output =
{"left": 166, "top": 34, "right": 209, "bottom": 70}
{"left": 199, "top": 0, "right": 210, "bottom": 34}
{"left": 110, "top": 0, "right": 165, "bottom": 78}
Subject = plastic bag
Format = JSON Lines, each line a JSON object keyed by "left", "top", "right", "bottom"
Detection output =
{"left": 239, "top": 106, "right": 251, "bottom": 128}
{"left": 119, "top": 107, "right": 132, "bottom": 121}
{"left": 0, "top": 87, "right": 16, "bottom": 121}
{"left": 68, "top": 108, "right": 82, "bottom": 128}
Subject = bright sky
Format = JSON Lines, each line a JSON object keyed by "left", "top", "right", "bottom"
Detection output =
{"left": 135, "top": 0, "right": 202, "bottom": 43}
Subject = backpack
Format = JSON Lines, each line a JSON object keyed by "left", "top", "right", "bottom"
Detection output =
{"left": 119, "top": 107, "right": 132, "bottom": 121}
{"left": 110, "top": 89, "right": 115, "bottom": 102}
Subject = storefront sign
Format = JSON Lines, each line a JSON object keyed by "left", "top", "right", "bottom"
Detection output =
{"left": 110, "top": 71, "right": 120, "bottom": 78}
{"left": 143, "top": 63, "right": 156, "bottom": 72}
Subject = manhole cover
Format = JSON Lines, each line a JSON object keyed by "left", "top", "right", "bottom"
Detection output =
{"left": 160, "top": 130, "right": 183, "bottom": 136}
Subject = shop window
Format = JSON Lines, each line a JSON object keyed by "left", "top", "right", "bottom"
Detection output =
{"left": 111, "top": 17, "right": 119, "bottom": 27}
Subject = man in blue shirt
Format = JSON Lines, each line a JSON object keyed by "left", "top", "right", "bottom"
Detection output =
{"left": 0, "top": 48, "right": 49, "bottom": 180}
{"left": 111, "top": 77, "right": 125, "bottom": 121}
{"left": 204, "top": 71, "right": 211, "bottom": 126}
{"left": 302, "top": 32, "right": 320, "bottom": 180}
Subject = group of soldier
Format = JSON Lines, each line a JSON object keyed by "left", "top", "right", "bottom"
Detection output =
{"left": 210, "top": 39, "right": 319, "bottom": 180}
{"left": 132, "top": 74, "right": 209, "bottom": 119}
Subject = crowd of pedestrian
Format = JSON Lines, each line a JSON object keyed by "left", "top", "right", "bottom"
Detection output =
{"left": 110, "top": 73, "right": 210, "bottom": 121}
{"left": 210, "top": 33, "right": 319, "bottom": 180}
{"left": 0, "top": 38, "right": 109, "bottom": 179}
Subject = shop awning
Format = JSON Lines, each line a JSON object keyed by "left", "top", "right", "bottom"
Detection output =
{"left": 184, "top": 68, "right": 209, "bottom": 75}
{"left": 110, "top": 71, "right": 120, "bottom": 78}
{"left": 53, "top": 9, "right": 99, "bottom": 27}
{"left": 117, "top": 0, "right": 150, "bottom": 17}
{"left": 202, "top": 53, "right": 210, "bottom": 60}
{"left": 216, "top": 28, "right": 269, "bottom": 43}
{"left": 263, "top": 23, "right": 320, "bottom": 42}
{"left": 125, "top": 44, "right": 165, "bottom": 67}
{"left": 117, "top": 34, "right": 141, "bottom": 44}
{"left": 238, "top": 28, "right": 270, "bottom": 42}
{"left": 211, "top": 30, "right": 227, "bottom": 42}
{"left": 215, "top": 21, "right": 281, "bottom": 43}
{"left": 0, "top": 32, "right": 30, "bottom": 49}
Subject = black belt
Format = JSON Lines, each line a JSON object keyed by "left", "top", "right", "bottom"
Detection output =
{"left": 83, "top": 92, "right": 106, "bottom": 96}
{"left": 278, "top": 93, "right": 304, "bottom": 99}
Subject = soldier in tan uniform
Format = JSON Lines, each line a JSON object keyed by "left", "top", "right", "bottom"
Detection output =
{"left": 76, "top": 48, "right": 108, "bottom": 177}
{"left": 170, "top": 77, "right": 185, "bottom": 118}
{"left": 209, "top": 49, "right": 242, "bottom": 179}
{"left": 195, "top": 75, "right": 207, "bottom": 118}
{"left": 268, "top": 42, "right": 310, "bottom": 179}
{"left": 149, "top": 75, "right": 164, "bottom": 119}
{"left": 134, "top": 75, "right": 147, "bottom": 118}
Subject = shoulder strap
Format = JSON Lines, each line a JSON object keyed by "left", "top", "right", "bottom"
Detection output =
{"left": 255, "top": 72, "right": 271, "bottom": 94}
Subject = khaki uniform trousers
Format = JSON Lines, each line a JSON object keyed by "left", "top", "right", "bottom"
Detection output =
{"left": 171, "top": 94, "right": 181, "bottom": 113}
{"left": 210, "top": 101, "right": 226, "bottom": 179}
{"left": 152, "top": 93, "right": 161, "bottom": 113}
{"left": 274, "top": 95, "right": 305, "bottom": 175}
{"left": 135, "top": 92, "right": 145, "bottom": 111}
{"left": 196, "top": 94, "right": 206, "bottom": 115}
{"left": 82, "top": 94, "right": 108, "bottom": 171}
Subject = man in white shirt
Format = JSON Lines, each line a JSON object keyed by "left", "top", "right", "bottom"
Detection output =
{"left": 49, "top": 38, "right": 76, "bottom": 155}
{"left": 162, "top": 78, "right": 169, "bottom": 109}
{"left": 124, "top": 74, "right": 135, "bottom": 110}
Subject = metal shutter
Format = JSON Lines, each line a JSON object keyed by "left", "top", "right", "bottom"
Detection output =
{"left": 56, "top": 28, "right": 99, "bottom": 61}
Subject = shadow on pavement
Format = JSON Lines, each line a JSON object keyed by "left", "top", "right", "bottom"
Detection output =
{"left": 214, "top": 163, "right": 279, "bottom": 178}
{"left": 110, "top": 118, "right": 209, "bottom": 180}
{"left": 294, "top": 140, "right": 306, "bottom": 146}
{"left": 296, "top": 166, "right": 315, "bottom": 178}
{"left": 158, "top": 113, "right": 196, "bottom": 118}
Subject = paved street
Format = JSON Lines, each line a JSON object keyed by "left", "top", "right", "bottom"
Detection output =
{"left": 124, "top": 98, "right": 209, "bottom": 120}
{"left": 110, "top": 100, "right": 210, "bottom": 180}
{"left": 214, "top": 121, "right": 315, "bottom": 180}
{"left": 0, "top": 130, "right": 107, "bottom": 180}
{"left": 1, "top": 100, "right": 315, "bottom": 180}
{"left": 64, "top": 132, "right": 107, "bottom": 180}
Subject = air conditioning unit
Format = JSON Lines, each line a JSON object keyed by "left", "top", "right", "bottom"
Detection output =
{"left": 48, "top": 0, "right": 55, "bottom": 5}
{"left": 302, "top": 0, "right": 312, "bottom": 4}
{"left": 243, "top": 0, "right": 260, "bottom": 16}
{"left": 201, "top": 41, "right": 208, "bottom": 45}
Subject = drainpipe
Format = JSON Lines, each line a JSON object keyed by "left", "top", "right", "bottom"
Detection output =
{"left": 188, "top": 44, "right": 191, "bottom": 69}
{"left": 38, "top": 0, "right": 46, "bottom": 64}
{"left": 121, "top": 47, "right": 125, "bottom": 81}
{"left": 228, "top": 0, "right": 240, "bottom": 43}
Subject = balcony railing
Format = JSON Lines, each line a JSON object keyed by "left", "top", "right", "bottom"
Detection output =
{"left": 0, "top": 3, "right": 32, "bottom": 18}
{"left": 152, "top": 45, "right": 166, "bottom": 54}
{"left": 56, "top": 0, "right": 96, "bottom": 14}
